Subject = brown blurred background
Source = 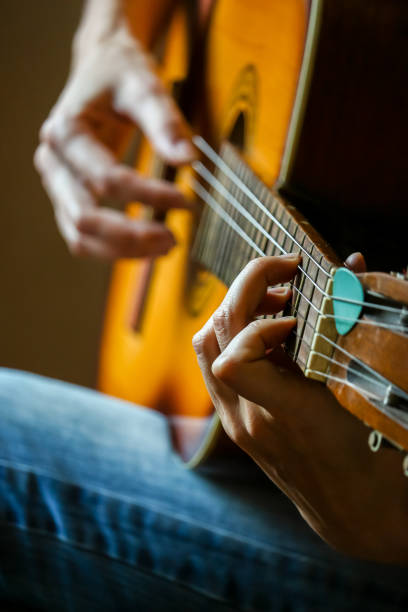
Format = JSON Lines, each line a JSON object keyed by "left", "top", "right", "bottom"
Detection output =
{"left": 0, "top": 2, "right": 111, "bottom": 388}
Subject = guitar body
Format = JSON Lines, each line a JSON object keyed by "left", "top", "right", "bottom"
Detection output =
{"left": 99, "top": 0, "right": 408, "bottom": 465}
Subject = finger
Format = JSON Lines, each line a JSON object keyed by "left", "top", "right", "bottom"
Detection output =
{"left": 35, "top": 142, "right": 94, "bottom": 219}
{"left": 212, "top": 317, "right": 298, "bottom": 406}
{"left": 255, "top": 286, "right": 292, "bottom": 316}
{"left": 213, "top": 255, "right": 301, "bottom": 352}
{"left": 54, "top": 205, "right": 122, "bottom": 259}
{"left": 344, "top": 251, "right": 367, "bottom": 273}
{"left": 41, "top": 118, "right": 191, "bottom": 210}
{"left": 35, "top": 143, "right": 175, "bottom": 258}
{"left": 115, "top": 68, "right": 196, "bottom": 165}
{"left": 192, "top": 320, "right": 237, "bottom": 410}
{"left": 77, "top": 208, "right": 176, "bottom": 257}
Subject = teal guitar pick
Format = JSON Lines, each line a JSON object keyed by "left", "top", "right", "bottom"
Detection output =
{"left": 332, "top": 267, "right": 364, "bottom": 335}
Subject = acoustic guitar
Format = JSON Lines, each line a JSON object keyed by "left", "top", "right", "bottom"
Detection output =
{"left": 98, "top": 0, "right": 408, "bottom": 468}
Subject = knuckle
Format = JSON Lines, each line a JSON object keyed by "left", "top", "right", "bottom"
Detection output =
{"left": 245, "top": 413, "right": 262, "bottom": 440}
{"left": 161, "top": 114, "right": 183, "bottom": 137}
{"left": 68, "top": 236, "right": 86, "bottom": 257}
{"left": 33, "top": 144, "right": 48, "bottom": 173}
{"left": 211, "top": 354, "right": 237, "bottom": 384}
{"left": 140, "top": 71, "right": 164, "bottom": 99}
{"left": 248, "top": 319, "right": 264, "bottom": 333}
{"left": 93, "top": 171, "right": 117, "bottom": 199}
{"left": 245, "top": 257, "right": 265, "bottom": 275}
{"left": 41, "top": 114, "right": 76, "bottom": 146}
{"left": 146, "top": 77, "right": 163, "bottom": 99}
{"left": 192, "top": 329, "right": 209, "bottom": 356}
{"left": 39, "top": 116, "right": 59, "bottom": 145}
{"left": 72, "top": 212, "right": 91, "bottom": 233}
{"left": 39, "top": 118, "right": 54, "bottom": 144}
{"left": 119, "top": 71, "right": 162, "bottom": 107}
{"left": 225, "top": 421, "right": 247, "bottom": 447}
{"left": 212, "top": 305, "right": 232, "bottom": 336}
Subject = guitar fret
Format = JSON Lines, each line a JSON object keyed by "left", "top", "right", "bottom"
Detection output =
{"left": 251, "top": 175, "right": 265, "bottom": 258}
{"left": 285, "top": 225, "right": 304, "bottom": 359}
{"left": 192, "top": 141, "right": 339, "bottom": 375}
{"left": 295, "top": 235, "right": 316, "bottom": 366}
{"left": 264, "top": 196, "right": 280, "bottom": 257}
{"left": 221, "top": 181, "right": 239, "bottom": 284}
{"left": 214, "top": 177, "right": 235, "bottom": 280}
{"left": 198, "top": 199, "right": 211, "bottom": 271}
{"left": 213, "top": 162, "right": 231, "bottom": 280}
{"left": 257, "top": 186, "right": 269, "bottom": 255}
{"left": 191, "top": 202, "right": 207, "bottom": 263}
{"left": 281, "top": 214, "right": 295, "bottom": 260}
{"left": 221, "top": 147, "right": 245, "bottom": 282}
{"left": 271, "top": 202, "right": 287, "bottom": 257}
{"left": 293, "top": 230, "right": 308, "bottom": 309}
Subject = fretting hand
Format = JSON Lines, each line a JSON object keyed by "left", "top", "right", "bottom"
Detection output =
{"left": 193, "top": 253, "right": 408, "bottom": 563}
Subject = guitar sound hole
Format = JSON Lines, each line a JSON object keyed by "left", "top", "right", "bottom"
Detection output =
{"left": 228, "top": 111, "right": 247, "bottom": 151}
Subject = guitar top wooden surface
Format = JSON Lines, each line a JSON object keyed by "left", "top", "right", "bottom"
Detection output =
{"left": 99, "top": 0, "right": 408, "bottom": 465}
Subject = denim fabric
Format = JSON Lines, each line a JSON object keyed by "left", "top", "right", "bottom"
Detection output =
{"left": 0, "top": 367, "right": 407, "bottom": 611}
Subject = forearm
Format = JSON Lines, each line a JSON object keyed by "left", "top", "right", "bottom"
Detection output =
{"left": 73, "top": 0, "right": 176, "bottom": 63}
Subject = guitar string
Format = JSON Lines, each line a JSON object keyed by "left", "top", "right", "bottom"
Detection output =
{"left": 288, "top": 327, "right": 408, "bottom": 401}
{"left": 191, "top": 179, "right": 406, "bottom": 333}
{"left": 294, "top": 308, "right": 406, "bottom": 395}
{"left": 193, "top": 136, "right": 404, "bottom": 317}
{"left": 192, "top": 179, "right": 406, "bottom": 333}
{"left": 194, "top": 139, "right": 404, "bottom": 316}
{"left": 194, "top": 161, "right": 329, "bottom": 298}
{"left": 279, "top": 332, "right": 408, "bottom": 423}
{"left": 290, "top": 355, "right": 408, "bottom": 429}
{"left": 192, "top": 180, "right": 408, "bottom": 412}
{"left": 293, "top": 309, "right": 408, "bottom": 404}
{"left": 288, "top": 331, "right": 382, "bottom": 388}
{"left": 297, "top": 370, "right": 381, "bottom": 403}
{"left": 194, "top": 160, "right": 403, "bottom": 317}
{"left": 193, "top": 135, "right": 330, "bottom": 277}
{"left": 287, "top": 349, "right": 383, "bottom": 402}
{"left": 192, "top": 178, "right": 321, "bottom": 317}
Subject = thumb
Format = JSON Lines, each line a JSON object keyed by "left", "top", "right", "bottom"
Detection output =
{"left": 115, "top": 64, "right": 196, "bottom": 166}
{"left": 344, "top": 251, "right": 367, "bottom": 273}
{"left": 212, "top": 317, "right": 297, "bottom": 404}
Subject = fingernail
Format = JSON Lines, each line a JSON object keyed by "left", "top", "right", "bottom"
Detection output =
{"left": 270, "top": 286, "right": 290, "bottom": 294}
{"left": 281, "top": 253, "right": 300, "bottom": 260}
{"left": 174, "top": 139, "right": 196, "bottom": 160}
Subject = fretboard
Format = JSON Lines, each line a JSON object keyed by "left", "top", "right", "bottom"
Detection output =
{"left": 191, "top": 141, "right": 340, "bottom": 374}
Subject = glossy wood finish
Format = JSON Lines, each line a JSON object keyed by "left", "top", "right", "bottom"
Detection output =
{"left": 192, "top": 141, "right": 341, "bottom": 375}
{"left": 328, "top": 273, "right": 408, "bottom": 449}
{"left": 279, "top": 0, "right": 408, "bottom": 270}
{"left": 100, "top": 0, "right": 309, "bottom": 463}
{"left": 100, "top": 0, "right": 408, "bottom": 463}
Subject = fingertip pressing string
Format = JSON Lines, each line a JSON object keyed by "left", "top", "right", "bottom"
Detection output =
{"left": 190, "top": 140, "right": 408, "bottom": 427}
{"left": 191, "top": 136, "right": 405, "bottom": 320}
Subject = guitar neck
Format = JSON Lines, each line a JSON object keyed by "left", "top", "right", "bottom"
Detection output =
{"left": 192, "top": 141, "right": 341, "bottom": 376}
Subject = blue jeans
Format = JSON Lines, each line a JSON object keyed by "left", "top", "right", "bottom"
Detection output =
{"left": 0, "top": 368, "right": 406, "bottom": 611}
